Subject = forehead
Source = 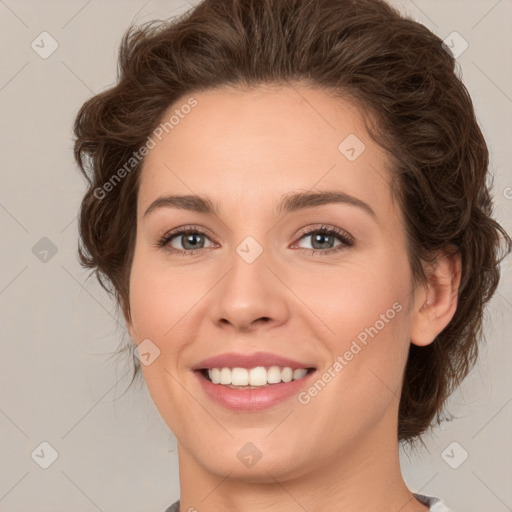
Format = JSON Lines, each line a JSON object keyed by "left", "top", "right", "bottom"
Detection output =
{"left": 137, "top": 85, "right": 394, "bottom": 219}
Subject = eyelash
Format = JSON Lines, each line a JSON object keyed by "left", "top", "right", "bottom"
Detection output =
{"left": 156, "top": 224, "right": 355, "bottom": 257}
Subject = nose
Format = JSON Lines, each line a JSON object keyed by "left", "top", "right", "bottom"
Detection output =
{"left": 209, "top": 248, "right": 290, "bottom": 333}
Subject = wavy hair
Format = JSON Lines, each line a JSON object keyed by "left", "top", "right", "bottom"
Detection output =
{"left": 73, "top": 0, "right": 511, "bottom": 444}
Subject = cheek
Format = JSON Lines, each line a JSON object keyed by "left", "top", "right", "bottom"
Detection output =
{"left": 293, "top": 248, "right": 412, "bottom": 396}
{"left": 127, "top": 247, "right": 219, "bottom": 391}
{"left": 127, "top": 250, "right": 205, "bottom": 425}
{"left": 128, "top": 248, "right": 202, "bottom": 339}
{"left": 291, "top": 244, "right": 411, "bottom": 339}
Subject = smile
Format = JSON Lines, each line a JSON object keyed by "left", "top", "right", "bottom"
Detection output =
{"left": 203, "top": 366, "right": 313, "bottom": 388}
{"left": 194, "top": 366, "right": 317, "bottom": 410}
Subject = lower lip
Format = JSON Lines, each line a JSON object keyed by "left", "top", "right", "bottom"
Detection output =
{"left": 194, "top": 370, "right": 316, "bottom": 411}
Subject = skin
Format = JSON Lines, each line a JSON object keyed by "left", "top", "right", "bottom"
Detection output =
{"left": 125, "top": 84, "right": 461, "bottom": 512}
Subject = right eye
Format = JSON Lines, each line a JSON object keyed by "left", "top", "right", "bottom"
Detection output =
{"left": 157, "top": 227, "right": 216, "bottom": 256}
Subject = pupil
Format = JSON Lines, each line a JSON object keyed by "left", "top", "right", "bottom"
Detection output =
{"left": 184, "top": 233, "right": 203, "bottom": 250}
{"left": 313, "top": 233, "right": 332, "bottom": 249}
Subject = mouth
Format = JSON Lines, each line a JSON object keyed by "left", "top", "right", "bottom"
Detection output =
{"left": 190, "top": 351, "right": 318, "bottom": 410}
{"left": 193, "top": 365, "right": 317, "bottom": 411}
{"left": 196, "top": 366, "right": 316, "bottom": 389}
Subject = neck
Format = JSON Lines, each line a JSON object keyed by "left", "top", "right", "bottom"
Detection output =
{"left": 175, "top": 414, "right": 428, "bottom": 512}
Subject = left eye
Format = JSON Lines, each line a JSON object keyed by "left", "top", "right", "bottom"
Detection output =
{"left": 294, "top": 227, "right": 354, "bottom": 252}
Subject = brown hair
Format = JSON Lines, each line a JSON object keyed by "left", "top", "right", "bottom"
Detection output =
{"left": 73, "top": 0, "right": 511, "bottom": 444}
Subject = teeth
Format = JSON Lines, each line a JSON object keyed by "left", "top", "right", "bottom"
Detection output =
{"left": 207, "top": 366, "right": 309, "bottom": 387}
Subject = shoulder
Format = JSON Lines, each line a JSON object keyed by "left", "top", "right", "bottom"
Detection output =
{"left": 161, "top": 499, "right": 180, "bottom": 512}
{"left": 413, "top": 492, "right": 453, "bottom": 511}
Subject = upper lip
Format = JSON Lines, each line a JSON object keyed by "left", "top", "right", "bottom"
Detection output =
{"left": 191, "top": 351, "right": 316, "bottom": 370}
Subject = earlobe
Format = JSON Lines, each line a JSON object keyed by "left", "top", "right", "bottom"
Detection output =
{"left": 410, "top": 246, "right": 462, "bottom": 347}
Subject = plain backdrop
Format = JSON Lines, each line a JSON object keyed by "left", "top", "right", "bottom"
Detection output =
{"left": 0, "top": 1, "right": 511, "bottom": 511}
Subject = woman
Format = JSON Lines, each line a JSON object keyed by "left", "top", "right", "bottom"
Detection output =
{"left": 73, "top": 0, "right": 511, "bottom": 510}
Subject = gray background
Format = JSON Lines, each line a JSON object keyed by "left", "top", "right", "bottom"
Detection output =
{"left": 0, "top": 0, "right": 510, "bottom": 511}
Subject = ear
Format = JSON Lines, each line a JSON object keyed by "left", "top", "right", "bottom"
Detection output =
{"left": 410, "top": 245, "right": 462, "bottom": 347}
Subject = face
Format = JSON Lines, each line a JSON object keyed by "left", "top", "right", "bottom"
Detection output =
{"left": 126, "top": 84, "right": 421, "bottom": 481}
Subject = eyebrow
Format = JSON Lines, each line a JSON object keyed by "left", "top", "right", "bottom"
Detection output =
{"left": 143, "top": 190, "right": 377, "bottom": 220}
